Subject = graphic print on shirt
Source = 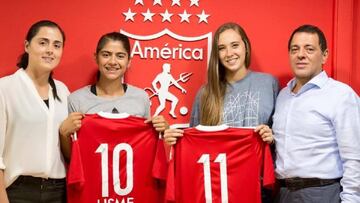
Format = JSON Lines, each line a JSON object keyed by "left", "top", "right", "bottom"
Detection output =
{"left": 223, "top": 91, "right": 260, "bottom": 126}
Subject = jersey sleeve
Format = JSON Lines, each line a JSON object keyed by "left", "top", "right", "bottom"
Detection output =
{"left": 262, "top": 144, "right": 275, "bottom": 189}
{"left": 152, "top": 139, "right": 168, "bottom": 180}
{"left": 165, "top": 150, "right": 175, "bottom": 202}
{"left": 67, "top": 139, "right": 85, "bottom": 187}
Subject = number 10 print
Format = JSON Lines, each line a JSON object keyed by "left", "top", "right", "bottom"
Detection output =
{"left": 95, "top": 143, "right": 134, "bottom": 197}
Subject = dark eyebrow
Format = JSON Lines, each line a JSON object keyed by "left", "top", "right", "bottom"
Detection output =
{"left": 304, "top": 44, "right": 315, "bottom": 48}
{"left": 54, "top": 40, "right": 63, "bottom": 44}
{"left": 100, "top": 50, "right": 111, "bottom": 54}
{"left": 99, "top": 50, "right": 127, "bottom": 56}
{"left": 290, "top": 45, "right": 299, "bottom": 49}
{"left": 218, "top": 41, "right": 240, "bottom": 47}
{"left": 37, "top": 38, "right": 49, "bottom": 42}
{"left": 37, "top": 38, "right": 63, "bottom": 44}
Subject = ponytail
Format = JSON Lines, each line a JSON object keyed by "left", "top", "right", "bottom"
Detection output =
{"left": 17, "top": 51, "right": 61, "bottom": 101}
{"left": 48, "top": 72, "right": 61, "bottom": 101}
{"left": 16, "top": 53, "right": 29, "bottom": 69}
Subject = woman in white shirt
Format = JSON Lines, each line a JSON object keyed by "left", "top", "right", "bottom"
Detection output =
{"left": 0, "top": 20, "right": 70, "bottom": 203}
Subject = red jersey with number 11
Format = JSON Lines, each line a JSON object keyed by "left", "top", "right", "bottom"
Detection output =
{"left": 166, "top": 125, "right": 275, "bottom": 203}
{"left": 67, "top": 113, "right": 167, "bottom": 203}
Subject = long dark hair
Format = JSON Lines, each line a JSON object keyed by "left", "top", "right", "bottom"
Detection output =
{"left": 17, "top": 20, "right": 66, "bottom": 101}
{"left": 95, "top": 32, "right": 131, "bottom": 80}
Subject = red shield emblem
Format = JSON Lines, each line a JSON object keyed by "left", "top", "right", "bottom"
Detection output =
{"left": 122, "top": 28, "right": 211, "bottom": 126}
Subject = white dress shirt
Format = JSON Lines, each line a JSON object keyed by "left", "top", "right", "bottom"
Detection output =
{"left": 273, "top": 71, "right": 360, "bottom": 202}
{"left": 0, "top": 69, "right": 69, "bottom": 187}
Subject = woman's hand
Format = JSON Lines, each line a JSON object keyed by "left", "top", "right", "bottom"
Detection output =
{"left": 145, "top": 115, "right": 169, "bottom": 132}
{"left": 163, "top": 128, "right": 184, "bottom": 146}
{"left": 255, "top": 124, "right": 274, "bottom": 144}
{"left": 59, "top": 112, "right": 84, "bottom": 161}
{"left": 59, "top": 112, "right": 84, "bottom": 137}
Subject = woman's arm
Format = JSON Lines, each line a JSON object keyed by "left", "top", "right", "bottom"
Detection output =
{"left": 59, "top": 112, "right": 83, "bottom": 161}
{"left": 0, "top": 170, "right": 9, "bottom": 203}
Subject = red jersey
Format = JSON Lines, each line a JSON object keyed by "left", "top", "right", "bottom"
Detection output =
{"left": 166, "top": 125, "right": 275, "bottom": 203}
{"left": 67, "top": 113, "right": 167, "bottom": 203}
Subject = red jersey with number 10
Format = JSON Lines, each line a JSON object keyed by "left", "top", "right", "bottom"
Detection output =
{"left": 166, "top": 125, "right": 275, "bottom": 203}
{"left": 67, "top": 113, "right": 167, "bottom": 203}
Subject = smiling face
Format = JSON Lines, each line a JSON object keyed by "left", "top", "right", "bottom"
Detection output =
{"left": 218, "top": 29, "right": 247, "bottom": 82}
{"left": 289, "top": 32, "right": 328, "bottom": 85}
{"left": 25, "top": 26, "right": 64, "bottom": 73}
{"left": 96, "top": 40, "right": 130, "bottom": 82}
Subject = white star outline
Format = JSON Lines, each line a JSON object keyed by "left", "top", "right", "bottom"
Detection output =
{"left": 134, "top": 0, "right": 144, "bottom": 6}
{"left": 190, "top": 0, "right": 199, "bottom": 7}
{"left": 124, "top": 0, "right": 210, "bottom": 24}
{"left": 142, "top": 8, "right": 155, "bottom": 22}
{"left": 171, "top": 0, "right": 181, "bottom": 6}
{"left": 153, "top": 0, "right": 162, "bottom": 6}
{"left": 160, "top": 9, "right": 173, "bottom": 22}
{"left": 123, "top": 8, "right": 136, "bottom": 22}
{"left": 178, "top": 10, "right": 191, "bottom": 23}
{"left": 196, "top": 10, "right": 210, "bottom": 24}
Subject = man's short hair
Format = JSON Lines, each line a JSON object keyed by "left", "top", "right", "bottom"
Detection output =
{"left": 288, "top": 24, "right": 327, "bottom": 52}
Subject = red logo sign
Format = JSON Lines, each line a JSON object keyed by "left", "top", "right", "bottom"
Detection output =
{"left": 121, "top": 0, "right": 212, "bottom": 126}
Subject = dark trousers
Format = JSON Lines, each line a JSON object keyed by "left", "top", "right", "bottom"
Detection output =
{"left": 262, "top": 188, "right": 274, "bottom": 203}
{"left": 275, "top": 182, "right": 341, "bottom": 203}
{"left": 6, "top": 175, "right": 66, "bottom": 203}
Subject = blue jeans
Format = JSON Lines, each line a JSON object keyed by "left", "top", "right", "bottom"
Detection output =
{"left": 6, "top": 175, "right": 66, "bottom": 203}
